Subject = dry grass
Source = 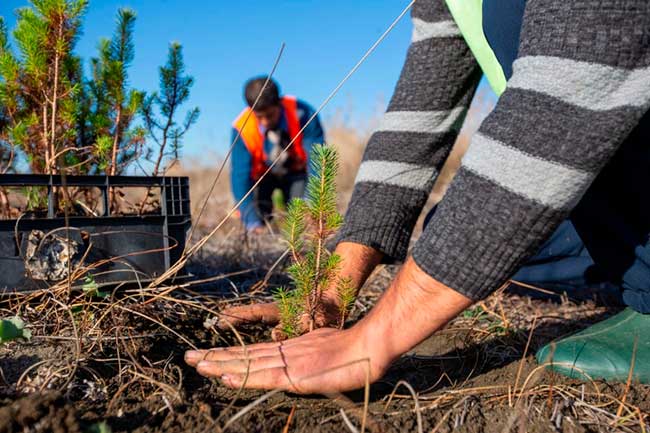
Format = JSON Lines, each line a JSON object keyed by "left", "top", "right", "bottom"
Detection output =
{"left": 165, "top": 108, "right": 376, "bottom": 234}
{"left": 171, "top": 82, "right": 496, "bottom": 238}
{"left": 4, "top": 94, "right": 649, "bottom": 432}
{"left": 2, "top": 232, "right": 649, "bottom": 432}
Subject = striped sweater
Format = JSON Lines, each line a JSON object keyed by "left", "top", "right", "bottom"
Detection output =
{"left": 339, "top": 0, "right": 650, "bottom": 301}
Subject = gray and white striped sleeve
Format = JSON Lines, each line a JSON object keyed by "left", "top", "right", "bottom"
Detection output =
{"left": 338, "top": 0, "right": 481, "bottom": 262}
{"left": 413, "top": 0, "right": 650, "bottom": 300}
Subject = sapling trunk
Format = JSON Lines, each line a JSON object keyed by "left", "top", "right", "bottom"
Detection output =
{"left": 273, "top": 145, "right": 354, "bottom": 340}
{"left": 138, "top": 42, "right": 198, "bottom": 213}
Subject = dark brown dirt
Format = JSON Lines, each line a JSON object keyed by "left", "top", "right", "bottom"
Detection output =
{"left": 1, "top": 234, "right": 649, "bottom": 433}
{"left": 0, "top": 392, "right": 82, "bottom": 433}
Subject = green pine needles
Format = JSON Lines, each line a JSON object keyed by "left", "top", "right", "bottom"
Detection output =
{"left": 0, "top": 1, "right": 198, "bottom": 215}
{"left": 0, "top": 1, "right": 198, "bottom": 178}
{"left": 273, "top": 144, "right": 355, "bottom": 340}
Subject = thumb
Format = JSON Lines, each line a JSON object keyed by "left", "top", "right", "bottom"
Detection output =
{"left": 217, "top": 303, "right": 281, "bottom": 330}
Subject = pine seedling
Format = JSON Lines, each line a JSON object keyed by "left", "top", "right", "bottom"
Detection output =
{"left": 0, "top": 3, "right": 191, "bottom": 181}
{"left": 0, "top": 0, "right": 88, "bottom": 174}
{"left": 273, "top": 144, "right": 353, "bottom": 340}
{"left": 273, "top": 286, "right": 301, "bottom": 337}
{"left": 337, "top": 276, "right": 356, "bottom": 327}
{"left": 141, "top": 42, "right": 199, "bottom": 176}
{"left": 88, "top": 8, "right": 146, "bottom": 176}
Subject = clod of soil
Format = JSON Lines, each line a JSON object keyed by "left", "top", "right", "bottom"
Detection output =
{"left": 0, "top": 392, "right": 82, "bottom": 433}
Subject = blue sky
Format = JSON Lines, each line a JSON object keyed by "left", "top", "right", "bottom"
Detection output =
{"left": 1, "top": 0, "right": 419, "bottom": 158}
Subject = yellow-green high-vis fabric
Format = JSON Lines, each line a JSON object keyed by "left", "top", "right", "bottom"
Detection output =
{"left": 444, "top": 0, "right": 507, "bottom": 96}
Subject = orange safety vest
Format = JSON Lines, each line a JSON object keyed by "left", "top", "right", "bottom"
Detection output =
{"left": 232, "top": 95, "right": 306, "bottom": 181}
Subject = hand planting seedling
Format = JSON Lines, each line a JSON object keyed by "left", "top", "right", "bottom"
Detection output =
{"left": 271, "top": 144, "right": 355, "bottom": 341}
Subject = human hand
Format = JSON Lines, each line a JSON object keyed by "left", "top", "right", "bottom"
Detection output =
{"left": 191, "top": 257, "right": 473, "bottom": 394}
{"left": 217, "top": 242, "right": 383, "bottom": 335}
{"left": 185, "top": 326, "right": 391, "bottom": 393}
{"left": 216, "top": 299, "right": 341, "bottom": 331}
{"left": 217, "top": 302, "right": 281, "bottom": 329}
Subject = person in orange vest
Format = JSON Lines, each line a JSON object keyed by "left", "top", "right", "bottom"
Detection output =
{"left": 231, "top": 77, "right": 325, "bottom": 232}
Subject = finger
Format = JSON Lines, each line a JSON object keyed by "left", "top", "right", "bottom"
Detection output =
{"left": 218, "top": 367, "right": 292, "bottom": 391}
{"left": 194, "top": 347, "right": 282, "bottom": 363}
{"left": 269, "top": 327, "right": 339, "bottom": 348}
{"left": 186, "top": 328, "right": 338, "bottom": 366}
{"left": 185, "top": 349, "right": 208, "bottom": 367}
{"left": 195, "top": 355, "right": 285, "bottom": 377}
{"left": 218, "top": 328, "right": 338, "bottom": 354}
{"left": 222, "top": 341, "right": 281, "bottom": 352}
{"left": 212, "top": 340, "right": 282, "bottom": 356}
{"left": 185, "top": 342, "right": 283, "bottom": 366}
{"left": 217, "top": 303, "right": 280, "bottom": 329}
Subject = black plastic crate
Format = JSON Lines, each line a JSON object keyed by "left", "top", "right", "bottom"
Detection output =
{"left": 0, "top": 174, "right": 191, "bottom": 293}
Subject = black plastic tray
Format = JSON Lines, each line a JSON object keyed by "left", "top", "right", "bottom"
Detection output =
{"left": 0, "top": 174, "right": 191, "bottom": 293}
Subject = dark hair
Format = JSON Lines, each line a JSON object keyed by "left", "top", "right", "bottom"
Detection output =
{"left": 244, "top": 76, "right": 281, "bottom": 109}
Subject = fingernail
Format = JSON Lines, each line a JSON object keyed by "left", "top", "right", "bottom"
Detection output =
{"left": 220, "top": 374, "right": 236, "bottom": 387}
{"left": 195, "top": 361, "right": 210, "bottom": 376}
{"left": 184, "top": 350, "right": 200, "bottom": 364}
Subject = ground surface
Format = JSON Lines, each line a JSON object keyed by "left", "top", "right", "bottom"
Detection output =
{"left": 1, "top": 232, "right": 649, "bottom": 433}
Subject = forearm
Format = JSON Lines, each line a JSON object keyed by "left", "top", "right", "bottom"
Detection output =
{"left": 413, "top": 0, "right": 650, "bottom": 301}
{"left": 339, "top": 0, "right": 480, "bottom": 262}
{"left": 231, "top": 133, "right": 262, "bottom": 228}
{"left": 356, "top": 257, "right": 472, "bottom": 366}
{"left": 323, "top": 241, "right": 383, "bottom": 306}
{"left": 299, "top": 107, "right": 324, "bottom": 179}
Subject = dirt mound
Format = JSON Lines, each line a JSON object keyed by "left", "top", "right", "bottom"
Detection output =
{"left": 0, "top": 392, "right": 82, "bottom": 433}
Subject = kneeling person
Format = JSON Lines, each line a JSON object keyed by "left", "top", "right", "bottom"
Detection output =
{"left": 230, "top": 77, "right": 324, "bottom": 232}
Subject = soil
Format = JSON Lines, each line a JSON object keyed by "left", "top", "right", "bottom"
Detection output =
{"left": 1, "top": 233, "right": 649, "bottom": 433}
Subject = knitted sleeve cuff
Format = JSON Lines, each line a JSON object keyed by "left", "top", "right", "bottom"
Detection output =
{"left": 411, "top": 168, "right": 565, "bottom": 301}
{"left": 338, "top": 182, "right": 430, "bottom": 263}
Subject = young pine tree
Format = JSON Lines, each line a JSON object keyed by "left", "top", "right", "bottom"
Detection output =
{"left": 141, "top": 42, "right": 199, "bottom": 176}
{"left": 0, "top": 17, "right": 17, "bottom": 174}
{"left": 0, "top": 0, "right": 88, "bottom": 174}
{"left": 273, "top": 145, "right": 355, "bottom": 341}
{"left": 86, "top": 8, "right": 145, "bottom": 175}
{"left": 0, "top": 4, "right": 198, "bottom": 216}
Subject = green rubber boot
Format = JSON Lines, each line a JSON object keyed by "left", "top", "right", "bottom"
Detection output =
{"left": 536, "top": 308, "right": 650, "bottom": 384}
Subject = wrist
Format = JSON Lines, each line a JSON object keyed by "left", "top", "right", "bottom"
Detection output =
{"left": 322, "top": 242, "right": 384, "bottom": 324}
{"left": 354, "top": 258, "right": 473, "bottom": 367}
{"left": 353, "top": 310, "right": 402, "bottom": 371}
{"left": 346, "top": 321, "right": 394, "bottom": 381}
{"left": 326, "top": 242, "right": 383, "bottom": 300}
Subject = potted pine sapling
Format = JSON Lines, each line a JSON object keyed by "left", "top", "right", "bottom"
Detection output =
{"left": 272, "top": 144, "right": 356, "bottom": 341}
{"left": 0, "top": 3, "right": 197, "bottom": 293}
